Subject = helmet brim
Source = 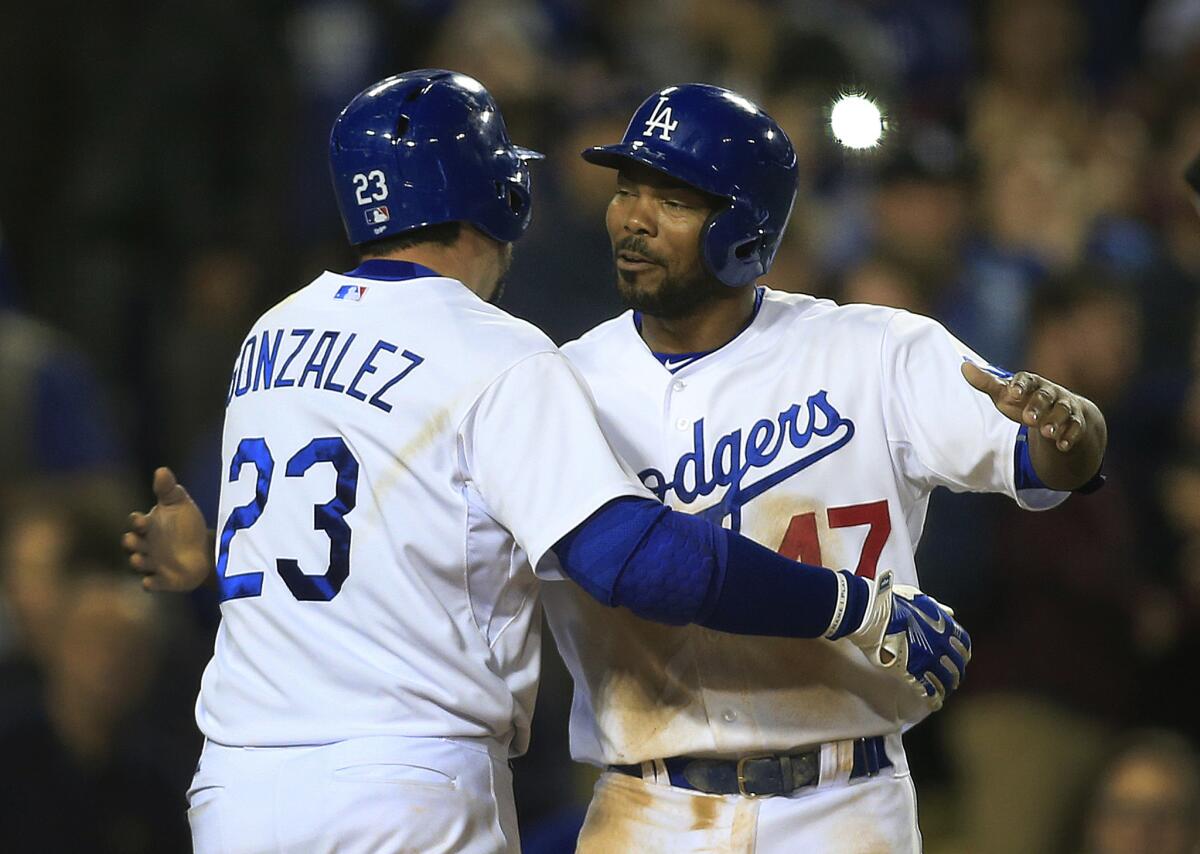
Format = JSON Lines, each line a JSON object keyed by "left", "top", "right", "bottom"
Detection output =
{"left": 514, "top": 146, "right": 545, "bottom": 161}
{"left": 581, "top": 143, "right": 730, "bottom": 201}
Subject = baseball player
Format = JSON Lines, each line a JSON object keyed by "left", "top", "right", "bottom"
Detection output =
{"left": 533, "top": 84, "right": 1107, "bottom": 852}
{"left": 123, "top": 70, "right": 970, "bottom": 854}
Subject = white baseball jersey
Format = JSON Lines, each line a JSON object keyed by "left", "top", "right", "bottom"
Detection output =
{"left": 546, "top": 287, "right": 1066, "bottom": 766}
{"left": 195, "top": 265, "right": 649, "bottom": 753}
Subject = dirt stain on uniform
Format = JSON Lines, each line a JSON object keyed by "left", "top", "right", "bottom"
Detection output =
{"left": 409, "top": 405, "right": 453, "bottom": 457}
{"left": 566, "top": 584, "right": 699, "bottom": 757}
{"left": 747, "top": 493, "right": 848, "bottom": 568}
{"left": 563, "top": 488, "right": 904, "bottom": 763}
{"left": 575, "top": 775, "right": 653, "bottom": 853}
{"left": 689, "top": 792, "right": 719, "bottom": 832}
{"left": 373, "top": 403, "right": 453, "bottom": 499}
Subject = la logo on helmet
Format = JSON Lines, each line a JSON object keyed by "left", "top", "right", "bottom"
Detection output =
{"left": 643, "top": 96, "right": 678, "bottom": 141}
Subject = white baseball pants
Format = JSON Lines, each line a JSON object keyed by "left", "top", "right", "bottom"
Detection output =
{"left": 576, "top": 733, "right": 921, "bottom": 853}
{"left": 187, "top": 734, "right": 519, "bottom": 853}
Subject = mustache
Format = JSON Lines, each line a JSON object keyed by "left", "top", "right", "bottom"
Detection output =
{"left": 614, "top": 236, "right": 666, "bottom": 266}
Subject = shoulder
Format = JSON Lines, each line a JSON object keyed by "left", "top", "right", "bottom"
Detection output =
{"left": 754, "top": 291, "right": 972, "bottom": 369}
{"left": 433, "top": 293, "right": 577, "bottom": 405}
{"left": 757, "top": 287, "right": 904, "bottom": 342}
{"left": 560, "top": 311, "right": 635, "bottom": 367}
{"left": 458, "top": 294, "right": 562, "bottom": 364}
{"left": 279, "top": 271, "right": 561, "bottom": 363}
{"left": 250, "top": 271, "right": 333, "bottom": 326}
{"left": 874, "top": 307, "right": 959, "bottom": 352}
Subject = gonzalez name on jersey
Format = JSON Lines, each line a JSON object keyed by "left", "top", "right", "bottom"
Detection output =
{"left": 198, "top": 261, "right": 651, "bottom": 755}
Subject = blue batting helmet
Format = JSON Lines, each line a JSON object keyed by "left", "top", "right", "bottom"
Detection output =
{"left": 330, "top": 69, "right": 544, "bottom": 246}
{"left": 583, "top": 84, "right": 798, "bottom": 287}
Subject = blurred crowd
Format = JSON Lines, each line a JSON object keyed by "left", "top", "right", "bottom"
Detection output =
{"left": 2, "top": 1, "right": 1200, "bottom": 852}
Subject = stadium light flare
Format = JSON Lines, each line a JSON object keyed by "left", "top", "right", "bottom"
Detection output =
{"left": 829, "top": 94, "right": 884, "bottom": 150}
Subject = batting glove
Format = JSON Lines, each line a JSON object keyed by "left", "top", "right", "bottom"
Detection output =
{"left": 829, "top": 570, "right": 972, "bottom": 711}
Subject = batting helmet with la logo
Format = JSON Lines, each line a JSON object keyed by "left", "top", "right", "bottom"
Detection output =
{"left": 583, "top": 84, "right": 798, "bottom": 288}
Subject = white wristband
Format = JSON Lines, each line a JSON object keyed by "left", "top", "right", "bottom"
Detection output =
{"left": 823, "top": 569, "right": 850, "bottom": 639}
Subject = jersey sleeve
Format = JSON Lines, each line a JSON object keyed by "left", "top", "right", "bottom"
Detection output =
{"left": 879, "top": 311, "right": 1068, "bottom": 511}
{"left": 458, "top": 350, "right": 654, "bottom": 577}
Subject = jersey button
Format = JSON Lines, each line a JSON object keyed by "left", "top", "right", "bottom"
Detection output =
{"left": 675, "top": 418, "right": 689, "bottom": 430}
{"left": 722, "top": 709, "right": 738, "bottom": 723}
{"left": 672, "top": 380, "right": 686, "bottom": 392}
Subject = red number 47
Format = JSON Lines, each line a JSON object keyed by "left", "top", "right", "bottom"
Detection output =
{"left": 777, "top": 500, "right": 891, "bottom": 579}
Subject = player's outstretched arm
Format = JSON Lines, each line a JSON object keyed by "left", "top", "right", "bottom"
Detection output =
{"left": 122, "top": 467, "right": 215, "bottom": 592}
{"left": 961, "top": 362, "right": 1107, "bottom": 491}
{"left": 552, "top": 498, "right": 970, "bottom": 709}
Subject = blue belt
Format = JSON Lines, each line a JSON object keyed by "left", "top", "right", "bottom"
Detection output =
{"left": 608, "top": 735, "right": 892, "bottom": 798}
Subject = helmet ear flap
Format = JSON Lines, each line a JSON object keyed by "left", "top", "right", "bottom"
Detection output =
{"left": 702, "top": 205, "right": 768, "bottom": 287}
{"left": 494, "top": 180, "right": 528, "bottom": 216}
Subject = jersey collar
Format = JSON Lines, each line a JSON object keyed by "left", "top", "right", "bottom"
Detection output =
{"left": 343, "top": 259, "right": 443, "bottom": 281}
{"left": 636, "top": 286, "right": 766, "bottom": 373}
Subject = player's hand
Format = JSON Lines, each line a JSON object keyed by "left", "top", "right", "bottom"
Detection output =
{"left": 123, "top": 467, "right": 214, "bottom": 593}
{"left": 961, "top": 362, "right": 1088, "bottom": 453}
{"left": 845, "top": 571, "right": 971, "bottom": 711}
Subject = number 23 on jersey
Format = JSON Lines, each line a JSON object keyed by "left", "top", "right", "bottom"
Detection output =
{"left": 217, "top": 436, "right": 359, "bottom": 603}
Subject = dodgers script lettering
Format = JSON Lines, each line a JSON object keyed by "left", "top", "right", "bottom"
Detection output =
{"left": 638, "top": 390, "right": 855, "bottom": 531}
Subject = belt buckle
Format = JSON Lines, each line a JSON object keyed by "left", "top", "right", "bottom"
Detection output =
{"left": 735, "top": 753, "right": 775, "bottom": 798}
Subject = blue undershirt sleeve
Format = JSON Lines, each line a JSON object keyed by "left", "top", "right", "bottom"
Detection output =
{"left": 1014, "top": 424, "right": 1106, "bottom": 494}
{"left": 1013, "top": 425, "right": 1048, "bottom": 490}
{"left": 551, "top": 497, "right": 868, "bottom": 638}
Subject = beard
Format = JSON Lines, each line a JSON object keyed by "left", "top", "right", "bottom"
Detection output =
{"left": 486, "top": 242, "right": 515, "bottom": 305}
{"left": 614, "top": 237, "right": 727, "bottom": 319}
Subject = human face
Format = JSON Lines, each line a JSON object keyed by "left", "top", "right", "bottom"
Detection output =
{"left": 606, "top": 162, "right": 727, "bottom": 318}
{"left": 1088, "top": 755, "right": 1200, "bottom": 854}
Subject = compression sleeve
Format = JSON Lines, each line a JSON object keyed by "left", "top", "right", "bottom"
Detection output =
{"left": 551, "top": 497, "right": 868, "bottom": 638}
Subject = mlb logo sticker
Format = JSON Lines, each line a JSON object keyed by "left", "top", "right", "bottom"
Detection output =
{"left": 365, "top": 205, "right": 390, "bottom": 225}
{"left": 335, "top": 284, "right": 368, "bottom": 301}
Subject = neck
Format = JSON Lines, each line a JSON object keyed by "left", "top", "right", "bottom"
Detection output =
{"left": 640, "top": 286, "right": 757, "bottom": 354}
{"left": 363, "top": 228, "right": 499, "bottom": 300}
